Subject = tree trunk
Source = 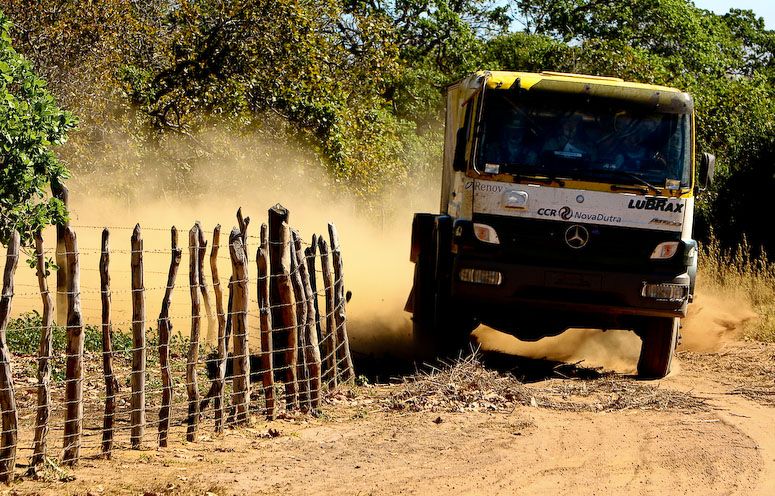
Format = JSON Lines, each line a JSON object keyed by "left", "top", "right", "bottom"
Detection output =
{"left": 30, "top": 232, "right": 53, "bottom": 468}
{"left": 0, "top": 232, "right": 20, "bottom": 482}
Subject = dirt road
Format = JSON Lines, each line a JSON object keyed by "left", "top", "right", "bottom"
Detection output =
{"left": 7, "top": 336, "right": 773, "bottom": 496}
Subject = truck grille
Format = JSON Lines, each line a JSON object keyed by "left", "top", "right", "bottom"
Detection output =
{"left": 469, "top": 214, "right": 684, "bottom": 272}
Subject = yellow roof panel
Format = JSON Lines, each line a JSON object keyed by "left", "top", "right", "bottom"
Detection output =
{"left": 480, "top": 70, "right": 684, "bottom": 94}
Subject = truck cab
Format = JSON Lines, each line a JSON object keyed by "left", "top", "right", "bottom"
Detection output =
{"left": 407, "top": 71, "right": 715, "bottom": 378}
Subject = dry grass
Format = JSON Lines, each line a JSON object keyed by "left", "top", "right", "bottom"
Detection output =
{"left": 699, "top": 235, "right": 775, "bottom": 342}
{"left": 383, "top": 353, "right": 707, "bottom": 414}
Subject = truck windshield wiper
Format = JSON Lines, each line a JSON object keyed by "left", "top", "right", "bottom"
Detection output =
{"left": 504, "top": 166, "right": 565, "bottom": 186}
{"left": 585, "top": 169, "right": 661, "bottom": 194}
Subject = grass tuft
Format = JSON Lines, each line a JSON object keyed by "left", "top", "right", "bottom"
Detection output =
{"left": 699, "top": 234, "right": 775, "bottom": 342}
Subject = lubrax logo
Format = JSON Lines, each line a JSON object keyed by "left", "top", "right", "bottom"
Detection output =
{"left": 628, "top": 198, "right": 684, "bottom": 213}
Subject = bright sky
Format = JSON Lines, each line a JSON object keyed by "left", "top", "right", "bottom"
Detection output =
{"left": 693, "top": 0, "right": 774, "bottom": 29}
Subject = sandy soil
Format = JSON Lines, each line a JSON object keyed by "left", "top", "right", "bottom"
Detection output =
{"left": 3, "top": 337, "right": 773, "bottom": 496}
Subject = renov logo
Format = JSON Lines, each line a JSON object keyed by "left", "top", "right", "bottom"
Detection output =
{"left": 628, "top": 198, "right": 684, "bottom": 213}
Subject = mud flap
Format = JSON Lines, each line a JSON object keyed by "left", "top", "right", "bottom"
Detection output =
{"left": 404, "top": 286, "right": 415, "bottom": 313}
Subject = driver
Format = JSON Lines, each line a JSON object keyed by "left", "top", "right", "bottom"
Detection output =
{"left": 488, "top": 118, "right": 539, "bottom": 168}
{"left": 613, "top": 119, "right": 667, "bottom": 172}
{"left": 542, "top": 114, "right": 589, "bottom": 158}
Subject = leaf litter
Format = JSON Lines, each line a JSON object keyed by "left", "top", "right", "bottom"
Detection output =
{"left": 382, "top": 351, "right": 707, "bottom": 414}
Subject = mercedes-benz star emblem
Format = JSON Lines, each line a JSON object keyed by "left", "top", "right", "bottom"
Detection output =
{"left": 564, "top": 224, "right": 590, "bottom": 249}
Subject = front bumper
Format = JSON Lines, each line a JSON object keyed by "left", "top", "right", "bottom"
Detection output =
{"left": 451, "top": 255, "right": 690, "bottom": 320}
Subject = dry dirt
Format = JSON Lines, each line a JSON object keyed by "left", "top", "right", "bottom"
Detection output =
{"left": 3, "top": 335, "right": 773, "bottom": 496}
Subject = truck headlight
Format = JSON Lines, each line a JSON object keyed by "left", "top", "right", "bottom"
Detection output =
{"left": 641, "top": 283, "right": 688, "bottom": 302}
{"left": 650, "top": 241, "right": 679, "bottom": 259}
{"left": 459, "top": 268, "right": 503, "bottom": 285}
{"left": 503, "top": 190, "right": 528, "bottom": 209}
{"left": 473, "top": 223, "right": 500, "bottom": 244}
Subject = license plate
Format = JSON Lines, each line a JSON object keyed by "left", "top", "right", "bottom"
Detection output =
{"left": 545, "top": 271, "right": 602, "bottom": 290}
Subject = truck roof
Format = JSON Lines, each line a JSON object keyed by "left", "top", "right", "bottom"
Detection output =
{"left": 456, "top": 71, "right": 693, "bottom": 114}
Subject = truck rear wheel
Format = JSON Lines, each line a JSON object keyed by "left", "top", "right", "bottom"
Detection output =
{"left": 636, "top": 317, "right": 679, "bottom": 379}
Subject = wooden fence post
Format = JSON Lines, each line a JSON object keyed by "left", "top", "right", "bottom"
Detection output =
{"left": 236, "top": 208, "right": 250, "bottom": 255}
{"left": 228, "top": 228, "right": 250, "bottom": 424}
{"left": 62, "top": 227, "right": 83, "bottom": 465}
{"left": 257, "top": 224, "right": 275, "bottom": 419}
{"left": 0, "top": 231, "right": 20, "bottom": 482}
{"left": 297, "top": 236, "right": 322, "bottom": 412}
{"left": 276, "top": 222, "right": 298, "bottom": 409}
{"left": 30, "top": 232, "right": 53, "bottom": 469}
{"left": 210, "top": 225, "right": 227, "bottom": 433}
{"left": 290, "top": 234, "right": 310, "bottom": 411}
{"left": 305, "top": 235, "right": 323, "bottom": 354}
{"left": 186, "top": 225, "right": 201, "bottom": 441}
{"left": 197, "top": 224, "right": 216, "bottom": 345}
{"left": 317, "top": 237, "right": 337, "bottom": 388}
{"left": 100, "top": 229, "right": 119, "bottom": 457}
{"left": 268, "top": 205, "right": 289, "bottom": 384}
{"left": 328, "top": 224, "right": 354, "bottom": 382}
{"left": 158, "top": 227, "right": 181, "bottom": 447}
{"left": 130, "top": 224, "right": 146, "bottom": 449}
{"left": 52, "top": 180, "right": 69, "bottom": 326}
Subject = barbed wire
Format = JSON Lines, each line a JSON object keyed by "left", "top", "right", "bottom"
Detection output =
{"left": 0, "top": 219, "right": 354, "bottom": 481}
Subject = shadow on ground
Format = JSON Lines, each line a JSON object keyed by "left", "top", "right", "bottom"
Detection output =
{"left": 351, "top": 346, "right": 606, "bottom": 385}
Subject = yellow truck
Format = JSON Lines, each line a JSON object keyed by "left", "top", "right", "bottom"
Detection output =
{"left": 406, "top": 71, "right": 715, "bottom": 378}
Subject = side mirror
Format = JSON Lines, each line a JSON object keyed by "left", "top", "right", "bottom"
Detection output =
{"left": 452, "top": 127, "right": 467, "bottom": 172}
{"left": 697, "top": 152, "right": 715, "bottom": 191}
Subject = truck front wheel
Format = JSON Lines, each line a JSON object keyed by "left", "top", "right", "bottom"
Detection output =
{"left": 410, "top": 218, "right": 476, "bottom": 356}
{"left": 636, "top": 317, "right": 679, "bottom": 379}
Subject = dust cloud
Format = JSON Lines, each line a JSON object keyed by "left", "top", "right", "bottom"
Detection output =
{"left": 679, "top": 292, "right": 757, "bottom": 352}
{"left": 7, "top": 130, "right": 758, "bottom": 372}
{"left": 470, "top": 289, "right": 759, "bottom": 375}
{"left": 472, "top": 327, "right": 642, "bottom": 374}
{"left": 10, "top": 132, "right": 433, "bottom": 357}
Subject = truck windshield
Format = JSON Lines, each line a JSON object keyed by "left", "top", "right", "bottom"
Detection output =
{"left": 475, "top": 88, "right": 692, "bottom": 188}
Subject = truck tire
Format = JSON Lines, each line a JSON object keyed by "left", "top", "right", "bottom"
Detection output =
{"left": 636, "top": 317, "right": 679, "bottom": 379}
{"left": 411, "top": 218, "right": 476, "bottom": 356}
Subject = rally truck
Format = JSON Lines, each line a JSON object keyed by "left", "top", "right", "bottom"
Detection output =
{"left": 406, "top": 71, "right": 715, "bottom": 378}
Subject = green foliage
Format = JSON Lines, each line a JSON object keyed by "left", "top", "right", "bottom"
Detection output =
{"left": 0, "top": 11, "right": 77, "bottom": 245}
{"left": 6, "top": 311, "right": 132, "bottom": 356}
{"left": 515, "top": 0, "right": 746, "bottom": 77}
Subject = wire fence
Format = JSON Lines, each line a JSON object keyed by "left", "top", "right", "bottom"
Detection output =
{"left": 0, "top": 205, "right": 354, "bottom": 483}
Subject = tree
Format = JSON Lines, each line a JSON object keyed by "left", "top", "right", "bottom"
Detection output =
{"left": 514, "top": 0, "right": 754, "bottom": 80}
{"left": 0, "top": 11, "right": 77, "bottom": 245}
